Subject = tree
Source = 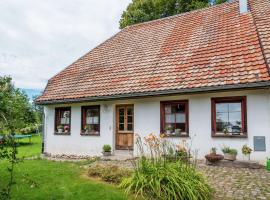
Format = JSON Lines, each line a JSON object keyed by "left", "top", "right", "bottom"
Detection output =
{"left": 0, "top": 76, "right": 36, "bottom": 133}
{"left": 119, "top": 0, "right": 228, "bottom": 29}
{"left": 0, "top": 76, "right": 39, "bottom": 199}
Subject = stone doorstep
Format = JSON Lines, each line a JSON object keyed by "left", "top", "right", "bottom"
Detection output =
{"left": 206, "top": 159, "right": 264, "bottom": 169}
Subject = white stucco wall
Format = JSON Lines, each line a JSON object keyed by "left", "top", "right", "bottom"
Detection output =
{"left": 43, "top": 89, "right": 270, "bottom": 163}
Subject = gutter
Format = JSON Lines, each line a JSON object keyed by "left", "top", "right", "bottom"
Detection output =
{"left": 35, "top": 81, "right": 270, "bottom": 105}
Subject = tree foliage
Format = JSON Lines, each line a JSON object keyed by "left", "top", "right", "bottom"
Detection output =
{"left": 0, "top": 76, "right": 38, "bottom": 133}
{"left": 119, "top": 0, "right": 228, "bottom": 29}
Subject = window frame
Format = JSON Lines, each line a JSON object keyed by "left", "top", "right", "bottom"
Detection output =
{"left": 160, "top": 100, "right": 189, "bottom": 137}
{"left": 81, "top": 105, "right": 101, "bottom": 136}
{"left": 54, "top": 107, "right": 71, "bottom": 135}
{"left": 211, "top": 96, "right": 247, "bottom": 138}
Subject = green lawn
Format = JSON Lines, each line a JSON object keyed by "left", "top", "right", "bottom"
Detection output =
{"left": 0, "top": 136, "right": 130, "bottom": 200}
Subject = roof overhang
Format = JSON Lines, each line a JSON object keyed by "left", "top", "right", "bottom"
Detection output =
{"left": 35, "top": 81, "right": 270, "bottom": 105}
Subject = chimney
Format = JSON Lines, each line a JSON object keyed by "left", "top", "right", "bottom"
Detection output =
{"left": 239, "top": 0, "right": 248, "bottom": 14}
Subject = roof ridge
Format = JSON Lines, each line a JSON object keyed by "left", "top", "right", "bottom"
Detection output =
{"left": 125, "top": 0, "right": 237, "bottom": 29}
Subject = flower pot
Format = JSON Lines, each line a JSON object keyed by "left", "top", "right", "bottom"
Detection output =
{"left": 58, "top": 129, "right": 63, "bottom": 133}
{"left": 224, "top": 153, "right": 236, "bottom": 161}
{"left": 166, "top": 130, "right": 171, "bottom": 135}
{"left": 102, "top": 151, "right": 111, "bottom": 156}
{"left": 205, "top": 154, "right": 224, "bottom": 163}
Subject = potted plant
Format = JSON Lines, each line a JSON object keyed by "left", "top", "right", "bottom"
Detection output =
{"left": 84, "top": 125, "right": 89, "bottom": 134}
{"left": 175, "top": 129, "right": 181, "bottom": 136}
{"left": 57, "top": 125, "right": 64, "bottom": 133}
{"left": 205, "top": 147, "right": 224, "bottom": 163}
{"left": 102, "top": 144, "right": 112, "bottom": 156}
{"left": 222, "top": 146, "right": 237, "bottom": 161}
{"left": 165, "top": 125, "right": 173, "bottom": 135}
{"left": 242, "top": 144, "right": 252, "bottom": 161}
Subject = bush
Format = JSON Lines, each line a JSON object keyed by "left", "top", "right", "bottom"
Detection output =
{"left": 88, "top": 164, "right": 132, "bottom": 184}
{"left": 102, "top": 144, "right": 111, "bottom": 152}
{"left": 19, "top": 125, "right": 37, "bottom": 135}
{"left": 119, "top": 134, "right": 212, "bottom": 200}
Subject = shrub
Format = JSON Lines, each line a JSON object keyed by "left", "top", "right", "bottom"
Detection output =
{"left": 102, "top": 144, "right": 111, "bottom": 152}
{"left": 88, "top": 164, "right": 132, "bottom": 184}
{"left": 119, "top": 134, "right": 212, "bottom": 200}
{"left": 19, "top": 125, "right": 37, "bottom": 135}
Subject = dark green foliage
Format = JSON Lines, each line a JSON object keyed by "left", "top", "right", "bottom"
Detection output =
{"left": 88, "top": 164, "right": 132, "bottom": 184}
{"left": 119, "top": 0, "right": 228, "bottom": 29}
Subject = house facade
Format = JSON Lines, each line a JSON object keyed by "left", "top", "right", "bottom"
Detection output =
{"left": 36, "top": 0, "right": 270, "bottom": 163}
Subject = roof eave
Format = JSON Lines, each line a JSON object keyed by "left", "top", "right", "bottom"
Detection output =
{"left": 35, "top": 81, "right": 270, "bottom": 105}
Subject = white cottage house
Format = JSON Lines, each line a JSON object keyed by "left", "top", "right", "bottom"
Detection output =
{"left": 36, "top": 0, "right": 270, "bottom": 163}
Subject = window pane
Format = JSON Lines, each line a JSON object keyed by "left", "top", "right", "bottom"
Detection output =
{"left": 119, "top": 115, "right": 124, "bottom": 123}
{"left": 127, "top": 123, "right": 133, "bottom": 131}
{"left": 176, "top": 113, "right": 185, "bottom": 123}
{"left": 175, "top": 104, "right": 185, "bottom": 113}
{"left": 127, "top": 108, "right": 133, "bottom": 116}
{"left": 127, "top": 116, "right": 133, "bottom": 123}
{"left": 86, "top": 117, "right": 99, "bottom": 124}
{"left": 165, "top": 105, "right": 172, "bottom": 114}
{"left": 165, "top": 114, "right": 175, "bottom": 123}
{"left": 60, "top": 110, "right": 70, "bottom": 124}
{"left": 216, "top": 103, "right": 228, "bottom": 113}
{"left": 176, "top": 123, "right": 185, "bottom": 132}
{"left": 229, "top": 103, "right": 241, "bottom": 112}
{"left": 216, "top": 122, "right": 227, "bottom": 132}
{"left": 216, "top": 112, "right": 228, "bottom": 123}
{"left": 119, "top": 123, "right": 124, "bottom": 131}
{"left": 119, "top": 108, "right": 125, "bottom": 116}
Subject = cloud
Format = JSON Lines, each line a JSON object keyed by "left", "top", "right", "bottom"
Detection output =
{"left": 0, "top": 0, "right": 131, "bottom": 89}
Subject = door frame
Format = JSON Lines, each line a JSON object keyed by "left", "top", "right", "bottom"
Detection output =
{"left": 115, "top": 104, "right": 134, "bottom": 150}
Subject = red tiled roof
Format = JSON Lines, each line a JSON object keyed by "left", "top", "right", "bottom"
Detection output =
{"left": 36, "top": 0, "right": 270, "bottom": 104}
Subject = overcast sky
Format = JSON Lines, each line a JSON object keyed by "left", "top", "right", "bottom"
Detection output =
{"left": 0, "top": 0, "right": 131, "bottom": 90}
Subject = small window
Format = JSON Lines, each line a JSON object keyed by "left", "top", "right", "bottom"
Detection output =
{"left": 81, "top": 106, "right": 100, "bottom": 136}
{"left": 211, "top": 96, "right": 247, "bottom": 137}
{"left": 55, "top": 107, "right": 71, "bottom": 135}
{"left": 160, "top": 101, "right": 189, "bottom": 137}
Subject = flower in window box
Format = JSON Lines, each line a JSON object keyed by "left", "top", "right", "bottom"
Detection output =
{"left": 165, "top": 125, "right": 173, "bottom": 135}
{"left": 64, "top": 125, "right": 70, "bottom": 133}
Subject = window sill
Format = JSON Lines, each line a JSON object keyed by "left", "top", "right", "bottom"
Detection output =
{"left": 161, "top": 133, "right": 189, "bottom": 138}
{"left": 54, "top": 132, "right": 71, "bottom": 136}
{"left": 212, "top": 133, "right": 247, "bottom": 138}
{"left": 80, "top": 132, "right": 100, "bottom": 136}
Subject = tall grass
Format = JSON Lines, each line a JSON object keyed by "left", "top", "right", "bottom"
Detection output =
{"left": 119, "top": 134, "right": 212, "bottom": 200}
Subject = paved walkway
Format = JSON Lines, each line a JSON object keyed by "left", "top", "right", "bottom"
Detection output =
{"left": 198, "top": 163, "right": 270, "bottom": 200}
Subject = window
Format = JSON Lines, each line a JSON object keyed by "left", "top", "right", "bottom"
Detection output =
{"left": 81, "top": 106, "right": 100, "bottom": 135}
{"left": 211, "top": 96, "right": 247, "bottom": 137}
{"left": 55, "top": 107, "right": 71, "bottom": 135}
{"left": 160, "top": 101, "right": 189, "bottom": 137}
{"left": 117, "top": 105, "right": 134, "bottom": 132}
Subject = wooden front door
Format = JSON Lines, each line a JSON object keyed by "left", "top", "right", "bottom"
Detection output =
{"left": 116, "top": 105, "right": 134, "bottom": 150}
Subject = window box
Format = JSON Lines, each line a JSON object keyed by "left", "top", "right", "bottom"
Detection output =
{"left": 160, "top": 100, "right": 189, "bottom": 137}
{"left": 54, "top": 107, "right": 71, "bottom": 135}
{"left": 211, "top": 96, "right": 247, "bottom": 138}
{"left": 81, "top": 106, "right": 100, "bottom": 136}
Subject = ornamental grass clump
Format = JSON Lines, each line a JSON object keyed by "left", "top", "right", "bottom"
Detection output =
{"left": 119, "top": 134, "right": 212, "bottom": 200}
